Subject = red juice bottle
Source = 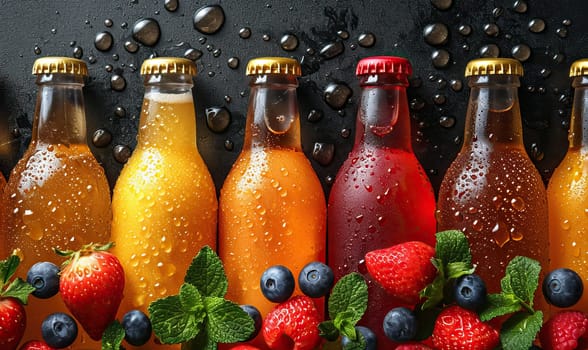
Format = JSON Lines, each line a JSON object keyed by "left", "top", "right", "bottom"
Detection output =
{"left": 327, "top": 56, "right": 436, "bottom": 348}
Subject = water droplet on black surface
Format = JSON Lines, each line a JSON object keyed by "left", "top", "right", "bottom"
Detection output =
{"left": 208, "top": 71, "right": 215, "bottom": 77}
{"left": 540, "top": 68, "right": 551, "bottom": 78}
{"left": 104, "top": 18, "right": 113, "bottom": 27}
{"left": 450, "top": 79, "right": 463, "bottom": 91}
{"left": 431, "top": 49, "right": 451, "bottom": 68}
{"left": 280, "top": 34, "right": 299, "bottom": 51}
{"left": 224, "top": 95, "right": 231, "bottom": 103}
{"left": 320, "top": 42, "right": 344, "bottom": 60}
{"left": 312, "top": 143, "right": 335, "bottom": 166}
{"left": 112, "top": 54, "right": 119, "bottom": 61}
{"left": 358, "top": 33, "right": 376, "bottom": 48}
{"left": 430, "top": 0, "right": 452, "bottom": 10}
{"left": 538, "top": 87, "right": 546, "bottom": 94}
{"left": 94, "top": 31, "right": 113, "bottom": 51}
{"left": 436, "top": 78, "right": 447, "bottom": 89}
{"left": 511, "top": 44, "right": 531, "bottom": 62}
{"left": 341, "top": 128, "right": 351, "bottom": 138}
{"left": 132, "top": 18, "right": 161, "bottom": 46}
{"left": 239, "top": 27, "right": 251, "bottom": 39}
{"left": 73, "top": 46, "right": 83, "bottom": 59}
{"left": 224, "top": 139, "right": 234, "bottom": 151}
{"left": 492, "top": 7, "right": 503, "bottom": 17}
{"left": 527, "top": 85, "right": 536, "bottom": 93}
{"left": 337, "top": 30, "right": 350, "bottom": 40}
{"left": 198, "top": 37, "right": 207, "bottom": 45}
{"left": 205, "top": 107, "right": 231, "bottom": 133}
{"left": 556, "top": 27, "right": 568, "bottom": 38}
{"left": 479, "top": 44, "right": 500, "bottom": 58}
{"left": 530, "top": 143, "right": 544, "bottom": 161}
{"left": 528, "top": 18, "right": 546, "bottom": 33}
{"left": 193, "top": 5, "right": 225, "bottom": 34}
{"left": 325, "top": 175, "right": 334, "bottom": 185}
{"left": 512, "top": 0, "right": 527, "bottom": 13}
{"left": 433, "top": 94, "right": 446, "bottom": 105}
{"left": 307, "top": 109, "right": 324, "bottom": 123}
{"left": 105, "top": 64, "right": 113, "bottom": 73}
{"left": 164, "top": 0, "right": 179, "bottom": 12}
{"left": 124, "top": 40, "right": 139, "bottom": 53}
{"left": 34, "top": 45, "right": 41, "bottom": 55}
{"left": 349, "top": 43, "right": 357, "bottom": 50}
{"left": 458, "top": 24, "right": 472, "bottom": 36}
{"left": 410, "top": 98, "right": 425, "bottom": 111}
{"left": 439, "top": 115, "right": 455, "bottom": 128}
{"left": 553, "top": 53, "right": 565, "bottom": 64}
{"left": 324, "top": 83, "right": 352, "bottom": 110}
{"left": 51, "top": 28, "right": 57, "bottom": 34}
{"left": 483, "top": 23, "right": 500, "bottom": 37}
{"left": 213, "top": 48, "right": 221, "bottom": 57}
{"left": 111, "top": 75, "right": 126, "bottom": 91}
{"left": 227, "top": 57, "right": 239, "bottom": 69}
{"left": 262, "top": 34, "right": 271, "bottom": 41}
{"left": 69, "top": 41, "right": 76, "bottom": 47}
{"left": 206, "top": 44, "right": 214, "bottom": 52}
{"left": 423, "top": 23, "right": 449, "bottom": 45}
{"left": 92, "top": 129, "right": 112, "bottom": 148}
{"left": 563, "top": 19, "right": 572, "bottom": 26}
{"left": 114, "top": 106, "right": 126, "bottom": 118}
{"left": 113, "top": 144, "right": 132, "bottom": 163}
{"left": 121, "top": 22, "right": 128, "bottom": 29}
{"left": 182, "top": 48, "right": 201, "bottom": 61}
{"left": 88, "top": 55, "right": 97, "bottom": 64}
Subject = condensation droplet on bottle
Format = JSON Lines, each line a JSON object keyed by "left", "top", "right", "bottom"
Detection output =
{"left": 431, "top": 49, "right": 451, "bottom": 68}
{"left": 324, "top": 83, "right": 352, "bottom": 110}
{"left": 132, "top": 18, "right": 161, "bottom": 46}
{"left": 94, "top": 31, "right": 114, "bottom": 51}
{"left": 492, "top": 222, "right": 510, "bottom": 247}
{"left": 433, "top": 94, "right": 446, "bottom": 105}
{"left": 492, "top": 7, "right": 503, "bottom": 17}
{"left": 92, "top": 129, "right": 112, "bottom": 148}
{"left": 227, "top": 57, "right": 239, "bottom": 69}
{"left": 319, "top": 42, "right": 344, "bottom": 60}
{"left": 239, "top": 27, "right": 251, "bottom": 39}
{"left": 450, "top": 79, "right": 463, "bottom": 91}
{"left": 563, "top": 19, "right": 572, "bottom": 26}
{"left": 198, "top": 37, "right": 207, "bottom": 45}
{"left": 358, "top": 33, "right": 376, "bottom": 48}
{"left": 114, "top": 106, "right": 126, "bottom": 118}
{"left": 312, "top": 143, "right": 335, "bottom": 166}
{"left": 164, "top": 0, "right": 179, "bottom": 12}
{"left": 472, "top": 219, "right": 483, "bottom": 232}
{"left": 113, "top": 144, "right": 132, "bottom": 163}
{"left": 261, "top": 34, "right": 271, "bottom": 41}
{"left": 111, "top": 75, "right": 126, "bottom": 91}
{"left": 193, "top": 5, "right": 225, "bottom": 34}
{"left": 556, "top": 27, "right": 568, "bottom": 38}
{"left": 337, "top": 30, "right": 350, "bottom": 40}
{"left": 510, "top": 197, "right": 526, "bottom": 211}
{"left": 124, "top": 40, "right": 139, "bottom": 53}
{"left": 280, "top": 34, "right": 299, "bottom": 51}
{"left": 540, "top": 68, "right": 551, "bottom": 78}
{"left": 458, "top": 24, "right": 472, "bottom": 36}
{"left": 341, "top": 128, "right": 351, "bottom": 139}
{"left": 213, "top": 48, "right": 221, "bottom": 57}
{"left": 184, "top": 48, "right": 202, "bottom": 61}
{"left": 72, "top": 46, "right": 83, "bottom": 59}
{"left": 34, "top": 45, "right": 41, "bottom": 55}
{"left": 483, "top": 23, "right": 500, "bottom": 37}
{"left": 221, "top": 139, "right": 234, "bottom": 152}
{"left": 479, "top": 44, "right": 500, "bottom": 58}
{"left": 512, "top": 0, "right": 527, "bottom": 13}
{"left": 423, "top": 23, "right": 449, "bottom": 46}
{"left": 511, "top": 44, "right": 531, "bottom": 62}
{"left": 561, "top": 219, "right": 571, "bottom": 231}
{"left": 439, "top": 115, "right": 455, "bottom": 128}
{"left": 430, "top": 0, "right": 452, "bottom": 10}
{"left": 104, "top": 18, "right": 113, "bottom": 27}
{"left": 528, "top": 18, "right": 546, "bottom": 33}
{"left": 205, "top": 107, "right": 231, "bottom": 133}
{"left": 307, "top": 109, "right": 323, "bottom": 123}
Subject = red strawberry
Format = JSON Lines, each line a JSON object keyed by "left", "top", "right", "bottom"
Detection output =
{"left": 395, "top": 344, "right": 433, "bottom": 350}
{"left": 0, "top": 297, "right": 26, "bottom": 350}
{"left": 18, "top": 340, "right": 57, "bottom": 350}
{"left": 432, "top": 305, "right": 499, "bottom": 350}
{"left": 262, "top": 295, "right": 322, "bottom": 350}
{"left": 58, "top": 242, "right": 125, "bottom": 341}
{"left": 365, "top": 241, "right": 436, "bottom": 304}
{"left": 539, "top": 310, "right": 588, "bottom": 350}
{"left": 229, "top": 346, "right": 261, "bottom": 350}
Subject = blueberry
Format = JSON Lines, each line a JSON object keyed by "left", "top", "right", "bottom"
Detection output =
{"left": 240, "top": 304, "right": 262, "bottom": 340}
{"left": 260, "top": 265, "right": 295, "bottom": 303}
{"left": 41, "top": 312, "right": 78, "bottom": 348}
{"left": 122, "top": 309, "right": 152, "bottom": 346}
{"left": 454, "top": 274, "right": 487, "bottom": 311}
{"left": 383, "top": 307, "right": 417, "bottom": 342}
{"left": 542, "top": 268, "right": 584, "bottom": 308}
{"left": 298, "top": 261, "right": 334, "bottom": 298}
{"left": 27, "top": 261, "right": 60, "bottom": 299}
{"left": 341, "top": 326, "right": 377, "bottom": 350}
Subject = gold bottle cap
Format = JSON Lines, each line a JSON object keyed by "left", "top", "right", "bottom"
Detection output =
{"left": 569, "top": 59, "right": 588, "bottom": 77}
{"left": 32, "top": 57, "right": 88, "bottom": 76}
{"left": 465, "top": 58, "right": 524, "bottom": 77}
{"left": 140, "top": 57, "right": 197, "bottom": 76}
{"left": 246, "top": 57, "right": 301, "bottom": 76}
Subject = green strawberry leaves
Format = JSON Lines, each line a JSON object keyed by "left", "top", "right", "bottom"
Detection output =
{"left": 0, "top": 255, "right": 35, "bottom": 305}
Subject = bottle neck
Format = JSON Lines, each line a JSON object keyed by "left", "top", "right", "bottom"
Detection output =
{"left": 243, "top": 74, "right": 301, "bottom": 151}
{"left": 354, "top": 74, "right": 412, "bottom": 151}
{"left": 568, "top": 76, "right": 588, "bottom": 149}
{"left": 462, "top": 75, "right": 524, "bottom": 148}
{"left": 138, "top": 74, "right": 197, "bottom": 149}
{"left": 32, "top": 74, "right": 87, "bottom": 145}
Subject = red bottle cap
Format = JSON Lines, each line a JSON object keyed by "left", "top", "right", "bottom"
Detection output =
{"left": 355, "top": 56, "right": 412, "bottom": 76}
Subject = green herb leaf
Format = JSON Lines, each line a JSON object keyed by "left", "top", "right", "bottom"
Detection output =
{"left": 318, "top": 320, "right": 339, "bottom": 341}
{"left": 1, "top": 255, "right": 20, "bottom": 286}
{"left": 446, "top": 261, "right": 476, "bottom": 279}
{"left": 3, "top": 278, "right": 36, "bottom": 305}
{"left": 328, "top": 273, "right": 368, "bottom": 322}
{"left": 479, "top": 293, "right": 521, "bottom": 322}
{"left": 148, "top": 293, "right": 206, "bottom": 344}
{"left": 506, "top": 256, "right": 540, "bottom": 306}
{"left": 203, "top": 296, "right": 254, "bottom": 343}
{"left": 185, "top": 246, "right": 228, "bottom": 298}
{"left": 342, "top": 332, "right": 367, "bottom": 350}
{"left": 419, "top": 258, "right": 444, "bottom": 310}
{"left": 101, "top": 321, "right": 125, "bottom": 350}
{"left": 180, "top": 283, "right": 204, "bottom": 313}
{"left": 334, "top": 311, "right": 358, "bottom": 340}
{"left": 435, "top": 230, "right": 472, "bottom": 265}
{"left": 501, "top": 272, "right": 514, "bottom": 295}
{"left": 181, "top": 329, "right": 216, "bottom": 350}
{"left": 500, "top": 311, "right": 543, "bottom": 350}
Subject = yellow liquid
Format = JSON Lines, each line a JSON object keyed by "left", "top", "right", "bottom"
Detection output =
{"left": 1, "top": 142, "right": 112, "bottom": 349}
{"left": 547, "top": 148, "right": 588, "bottom": 312}
{"left": 111, "top": 92, "right": 217, "bottom": 350}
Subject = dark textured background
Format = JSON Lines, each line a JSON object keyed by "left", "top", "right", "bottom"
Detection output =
{"left": 0, "top": 0, "right": 584, "bottom": 196}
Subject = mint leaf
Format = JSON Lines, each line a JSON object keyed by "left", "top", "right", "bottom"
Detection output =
{"left": 180, "top": 283, "right": 204, "bottom": 313}
{"left": 446, "top": 261, "right": 475, "bottom": 279}
{"left": 1, "top": 255, "right": 19, "bottom": 286}
{"left": 419, "top": 259, "right": 444, "bottom": 310}
{"left": 149, "top": 294, "right": 206, "bottom": 344}
{"left": 3, "top": 278, "right": 35, "bottom": 305}
{"left": 318, "top": 320, "right": 339, "bottom": 341}
{"left": 185, "top": 246, "right": 228, "bottom": 298}
{"left": 181, "top": 329, "right": 216, "bottom": 350}
{"left": 501, "top": 273, "right": 514, "bottom": 295}
{"left": 479, "top": 293, "right": 521, "bottom": 322}
{"left": 203, "top": 296, "right": 254, "bottom": 343}
{"left": 101, "top": 321, "right": 125, "bottom": 350}
{"left": 342, "top": 332, "right": 367, "bottom": 350}
{"left": 506, "top": 256, "right": 540, "bottom": 306}
{"left": 500, "top": 311, "right": 543, "bottom": 350}
{"left": 328, "top": 273, "right": 368, "bottom": 322}
{"left": 334, "top": 311, "right": 357, "bottom": 340}
{"left": 435, "top": 230, "right": 471, "bottom": 265}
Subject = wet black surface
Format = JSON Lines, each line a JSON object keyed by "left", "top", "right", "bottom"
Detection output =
{"left": 0, "top": 0, "right": 586, "bottom": 197}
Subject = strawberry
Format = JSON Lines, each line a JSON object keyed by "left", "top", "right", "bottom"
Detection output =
{"left": 18, "top": 340, "right": 57, "bottom": 350}
{"left": 229, "top": 346, "right": 261, "bottom": 350}
{"left": 432, "top": 305, "right": 499, "bottom": 350}
{"left": 365, "top": 241, "right": 436, "bottom": 304}
{"left": 395, "top": 344, "right": 433, "bottom": 350}
{"left": 262, "top": 295, "right": 322, "bottom": 350}
{"left": 58, "top": 242, "right": 125, "bottom": 341}
{"left": 539, "top": 310, "right": 588, "bottom": 350}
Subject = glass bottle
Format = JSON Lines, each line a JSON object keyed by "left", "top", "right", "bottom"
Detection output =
{"left": 328, "top": 56, "right": 436, "bottom": 348}
{"left": 547, "top": 59, "right": 588, "bottom": 312}
{"left": 110, "top": 58, "right": 217, "bottom": 350}
{"left": 218, "top": 57, "right": 326, "bottom": 346}
{"left": 0, "top": 57, "right": 112, "bottom": 349}
{"left": 436, "top": 58, "right": 549, "bottom": 301}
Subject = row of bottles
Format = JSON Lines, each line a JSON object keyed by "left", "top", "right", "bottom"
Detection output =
{"left": 0, "top": 55, "right": 587, "bottom": 350}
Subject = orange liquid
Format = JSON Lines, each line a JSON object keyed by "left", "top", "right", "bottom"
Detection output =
{"left": 219, "top": 147, "right": 326, "bottom": 347}
{"left": 547, "top": 148, "right": 588, "bottom": 312}
{"left": 1, "top": 142, "right": 112, "bottom": 349}
{"left": 110, "top": 92, "right": 217, "bottom": 350}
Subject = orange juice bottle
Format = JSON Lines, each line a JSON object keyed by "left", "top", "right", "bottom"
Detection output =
{"left": 0, "top": 57, "right": 112, "bottom": 349}
{"left": 436, "top": 58, "right": 549, "bottom": 301}
{"left": 218, "top": 57, "right": 326, "bottom": 346}
{"left": 547, "top": 59, "right": 588, "bottom": 312}
{"left": 110, "top": 58, "right": 217, "bottom": 349}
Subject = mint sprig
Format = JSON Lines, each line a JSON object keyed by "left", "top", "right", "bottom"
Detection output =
{"left": 101, "top": 321, "right": 125, "bottom": 350}
{"left": 0, "top": 255, "right": 35, "bottom": 305}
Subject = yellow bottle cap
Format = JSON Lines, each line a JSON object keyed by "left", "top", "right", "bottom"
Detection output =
{"left": 32, "top": 57, "right": 88, "bottom": 76}
{"left": 246, "top": 57, "right": 301, "bottom": 76}
{"left": 569, "top": 59, "right": 588, "bottom": 77}
{"left": 140, "top": 57, "right": 197, "bottom": 76}
{"left": 465, "top": 58, "right": 523, "bottom": 77}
